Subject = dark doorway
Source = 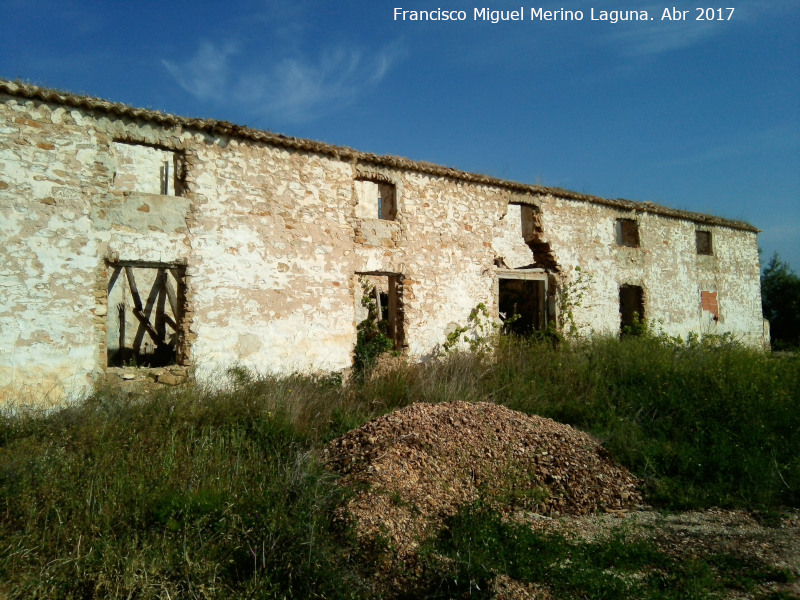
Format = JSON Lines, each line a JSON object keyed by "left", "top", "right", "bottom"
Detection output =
{"left": 619, "top": 284, "right": 644, "bottom": 333}
{"left": 499, "top": 278, "right": 546, "bottom": 335}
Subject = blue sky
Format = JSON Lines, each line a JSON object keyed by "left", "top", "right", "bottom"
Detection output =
{"left": 2, "top": 0, "right": 798, "bottom": 270}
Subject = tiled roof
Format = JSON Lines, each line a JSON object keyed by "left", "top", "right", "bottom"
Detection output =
{"left": 0, "top": 78, "right": 758, "bottom": 232}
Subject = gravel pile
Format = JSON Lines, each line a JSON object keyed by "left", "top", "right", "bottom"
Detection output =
{"left": 324, "top": 401, "right": 642, "bottom": 561}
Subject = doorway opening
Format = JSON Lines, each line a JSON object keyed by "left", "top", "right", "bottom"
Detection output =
{"left": 498, "top": 272, "right": 549, "bottom": 335}
{"left": 619, "top": 284, "right": 645, "bottom": 334}
{"left": 356, "top": 273, "right": 405, "bottom": 350}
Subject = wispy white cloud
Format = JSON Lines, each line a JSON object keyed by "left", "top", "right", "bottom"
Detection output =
{"left": 162, "top": 39, "right": 402, "bottom": 122}
{"left": 598, "top": 3, "right": 721, "bottom": 59}
{"left": 235, "top": 43, "right": 399, "bottom": 121}
{"left": 600, "top": 2, "right": 800, "bottom": 60}
{"left": 163, "top": 42, "right": 239, "bottom": 103}
{"left": 607, "top": 22, "right": 715, "bottom": 58}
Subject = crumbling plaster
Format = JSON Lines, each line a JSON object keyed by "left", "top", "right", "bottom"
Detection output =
{"left": 534, "top": 194, "right": 764, "bottom": 341}
{"left": 0, "top": 80, "right": 767, "bottom": 406}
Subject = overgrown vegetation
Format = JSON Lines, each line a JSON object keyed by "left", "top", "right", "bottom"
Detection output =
{"left": 489, "top": 334, "right": 800, "bottom": 509}
{"left": 762, "top": 252, "right": 800, "bottom": 349}
{"left": 556, "top": 265, "right": 593, "bottom": 338}
{"left": 353, "top": 276, "right": 395, "bottom": 374}
{"left": 440, "top": 303, "right": 501, "bottom": 354}
{"left": 0, "top": 375, "right": 369, "bottom": 599}
{"left": 1, "top": 335, "right": 798, "bottom": 598}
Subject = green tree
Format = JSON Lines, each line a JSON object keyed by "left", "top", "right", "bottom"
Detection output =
{"left": 761, "top": 252, "right": 800, "bottom": 349}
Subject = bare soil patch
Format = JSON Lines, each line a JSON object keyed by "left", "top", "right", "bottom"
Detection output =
{"left": 538, "top": 509, "right": 800, "bottom": 599}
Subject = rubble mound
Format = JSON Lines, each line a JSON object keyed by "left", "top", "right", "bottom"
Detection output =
{"left": 324, "top": 401, "right": 642, "bottom": 560}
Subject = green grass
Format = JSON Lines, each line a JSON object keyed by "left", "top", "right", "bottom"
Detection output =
{"left": 0, "top": 381, "right": 369, "bottom": 599}
{"left": 1, "top": 335, "right": 798, "bottom": 598}
{"left": 483, "top": 336, "right": 800, "bottom": 509}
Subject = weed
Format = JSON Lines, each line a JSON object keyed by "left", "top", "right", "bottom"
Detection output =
{"left": 353, "top": 276, "right": 395, "bottom": 375}
{"left": 440, "top": 302, "right": 500, "bottom": 355}
{"left": 1, "top": 336, "right": 798, "bottom": 598}
{"left": 556, "top": 265, "right": 594, "bottom": 338}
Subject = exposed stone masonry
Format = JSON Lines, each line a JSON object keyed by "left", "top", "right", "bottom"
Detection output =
{"left": 0, "top": 78, "right": 767, "bottom": 405}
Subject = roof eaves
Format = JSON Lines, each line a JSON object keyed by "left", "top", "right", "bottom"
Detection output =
{"left": 0, "top": 78, "right": 759, "bottom": 233}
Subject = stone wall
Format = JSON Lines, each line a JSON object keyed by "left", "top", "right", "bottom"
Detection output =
{"left": 0, "top": 81, "right": 767, "bottom": 406}
{"left": 536, "top": 194, "right": 765, "bottom": 341}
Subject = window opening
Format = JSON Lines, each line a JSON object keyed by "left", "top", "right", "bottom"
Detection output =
{"left": 112, "top": 141, "right": 184, "bottom": 196}
{"left": 355, "top": 178, "right": 397, "bottom": 220}
{"left": 696, "top": 230, "right": 713, "bottom": 255}
{"left": 107, "top": 262, "right": 185, "bottom": 367}
{"left": 619, "top": 284, "right": 645, "bottom": 334}
{"left": 509, "top": 203, "right": 559, "bottom": 271}
{"left": 616, "top": 218, "right": 640, "bottom": 248}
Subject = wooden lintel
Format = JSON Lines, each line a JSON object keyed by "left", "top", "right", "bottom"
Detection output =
{"left": 109, "top": 260, "right": 186, "bottom": 270}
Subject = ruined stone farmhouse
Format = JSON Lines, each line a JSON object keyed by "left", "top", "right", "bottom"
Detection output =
{"left": 0, "top": 79, "right": 767, "bottom": 405}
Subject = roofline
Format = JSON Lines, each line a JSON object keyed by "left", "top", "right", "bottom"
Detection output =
{"left": 0, "top": 78, "right": 759, "bottom": 233}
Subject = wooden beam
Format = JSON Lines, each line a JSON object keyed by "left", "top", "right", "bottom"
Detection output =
{"left": 164, "top": 272, "right": 179, "bottom": 317}
{"left": 131, "top": 307, "right": 166, "bottom": 346}
{"left": 374, "top": 285, "right": 382, "bottom": 321}
{"left": 124, "top": 267, "right": 143, "bottom": 312}
{"left": 107, "top": 266, "right": 122, "bottom": 293}
{"left": 162, "top": 314, "right": 178, "bottom": 330}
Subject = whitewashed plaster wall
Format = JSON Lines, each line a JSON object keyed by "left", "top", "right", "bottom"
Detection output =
{"left": 0, "top": 97, "right": 199, "bottom": 404}
{"left": 1, "top": 99, "right": 108, "bottom": 403}
{"left": 0, "top": 90, "right": 767, "bottom": 406}
{"left": 185, "top": 138, "right": 359, "bottom": 379}
{"left": 536, "top": 194, "right": 765, "bottom": 343}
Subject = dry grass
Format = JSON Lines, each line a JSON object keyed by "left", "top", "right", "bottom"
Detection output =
{"left": 1, "top": 335, "right": 798, "bottom": 598}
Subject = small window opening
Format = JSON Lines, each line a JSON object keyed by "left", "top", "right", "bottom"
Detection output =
{"left": 498, "top": 276, "right": 547, "bottom": 335}
{"left": 619, "top": 284, "right": 645, "bottom": 334}
{"left": 377, "top": 183, "right": 396, "bottom": 220}
{"left": 355, "top": 178, "right": 397, "bottom": 220}
{"left": 107, "top": 263, "right": 185, "bottom": 367}
{"left": 616, "top": 218, "right": 640, "bottom": 248}
{"left": 520, "top": 205, "right": 536, "bottom": 241}
{"left": 113, "top": 141, "right": 184, "bottom": 196}
{"left": 696, "top": 230, "right": 713, "bottom": 255}
{"left": 357, "top": 274, "right": 405, "bottom": 349}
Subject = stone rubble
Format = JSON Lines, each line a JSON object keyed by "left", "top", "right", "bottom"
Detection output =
{"left": 324, "top": 401, "right": 642, "bottom": 563}
{"left": 324, "top": 402, "right": 800, "bottom": 599}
